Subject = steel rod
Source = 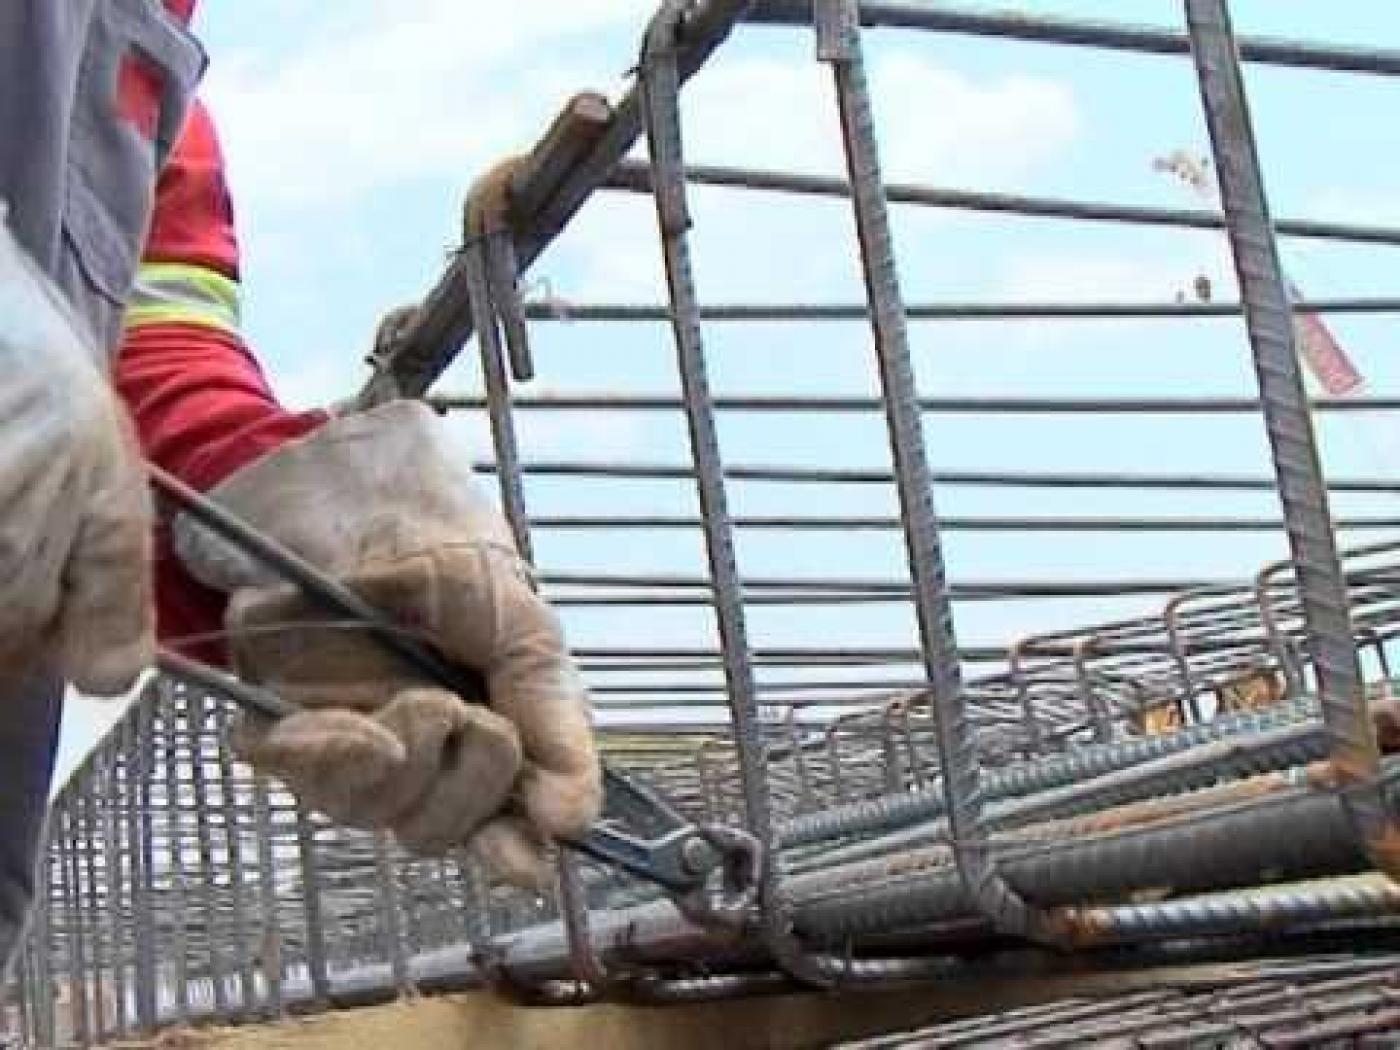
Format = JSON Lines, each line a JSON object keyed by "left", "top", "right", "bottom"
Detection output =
{"left": 609, "top": 160, "right": 1400, "bottom": 246}
{"left": 748, "top": 0, "right": 1400, "bottom": 76}
{"left": 468, "top": 459, "right": 1400, "bottom": 491}
{"left": 1185, "top": 0, "right": 1393, "bottom": 877}
{"left": 518, "top": 297, "right": 1400, "bottom": 321}
{"left": 434, "top": 392, "right": 1400, "bottom": 413}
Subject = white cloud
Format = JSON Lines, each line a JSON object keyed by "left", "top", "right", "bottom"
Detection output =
{"left": 680, "top": 51, "right": 1080, "bottom": 186}
{"left": 1305, "top": 188, "right": 1400, "bottom": 228}
{"left": 997, "top": 247, "right": 1237, "bottom": 305}
{"left": 203, "top": 0, "right": 653, "bottom": 210}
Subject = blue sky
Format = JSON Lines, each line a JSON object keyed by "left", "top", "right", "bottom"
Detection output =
{"left": 57, "top": 1, "right": 1400, "bottom": 779}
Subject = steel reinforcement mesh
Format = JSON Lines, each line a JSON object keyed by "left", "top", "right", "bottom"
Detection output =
{"left": 8, "top": 1, "right": 1400, "bottom": 1045}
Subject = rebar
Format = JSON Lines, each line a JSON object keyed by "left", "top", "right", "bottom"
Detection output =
{"left": 12, "top": 0, "right": 1400, "bottom": 1042}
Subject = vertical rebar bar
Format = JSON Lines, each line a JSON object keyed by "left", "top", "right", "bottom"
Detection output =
{"left": 79, "top": 786, "right": 107, "bottom": 1040}
{"left": 251, "top": 773, "right": 283, "bottom": 1018}
{"left": 212, "top": 697, "right": 257, "bottom": 1016}
{"left": 159, "top": 689, "right": 189, "bottom": 1023}
{"left": 127, "top": 700, "right": 159, "bottom": 1032}
{"left": 372, "top": 832, "right": 413, "bottom": 997}
{"left": 185, "top": 688, "right": 229, "bottom": 1016}
{"left": 816, "top": 0, "right": 1053, "bottom": 944}
{"left": 292, "top": 803, "right": 331, "bottom": 1006}
{"left": 31, "top": 853, "right": 54, "bottom": 1049}
{"left": 1183, "top": 0, "right": 1396, "bottom": 874}
{"left": 57, "top": 810, "right": 90, "bottom": 1047}
{"left": 100, "top": 748, "right": 129, "bottom": 1040}
{"left": 638, "top": 0, "right": 867, "bottom": 986}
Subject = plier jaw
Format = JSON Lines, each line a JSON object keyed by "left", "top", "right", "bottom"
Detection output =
{"left": 572, "top": 768, "right": 762, "bottom": 929}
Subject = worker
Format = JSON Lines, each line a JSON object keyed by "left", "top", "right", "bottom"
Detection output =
{"left": 0, "top": 1, "right": 600, "bottom": 976}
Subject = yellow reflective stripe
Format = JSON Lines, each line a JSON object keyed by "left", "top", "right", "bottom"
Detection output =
{"left": 124, "top": 262, "right": 241, "bottom": 334}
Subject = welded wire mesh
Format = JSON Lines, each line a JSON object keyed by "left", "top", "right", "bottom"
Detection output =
{"left": 7, "top": 1, "right": 1400, "bottom": 1045}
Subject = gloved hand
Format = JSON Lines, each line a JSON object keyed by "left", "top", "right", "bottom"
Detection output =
{"left": 0, "top": 212, "right": 154, "bottom": 693}
{"left": 173, "top": 400, "right": 601, "bottom": 886}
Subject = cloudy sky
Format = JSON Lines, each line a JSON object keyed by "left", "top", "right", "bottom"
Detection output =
{"left": 56, "top": 1, "right": 1400, "bottom": 783}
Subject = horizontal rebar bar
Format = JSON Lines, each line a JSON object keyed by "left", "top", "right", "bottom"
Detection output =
{"left": 517, "top": 298, "right": 1400, "bottom": 322}
{"left": 505, "top": 514, "right": 1400, "bottom": 533}
{"left": 609, "top": 161, "right": 1400, "bottom": 246}
{"left": 747, "top": 1, "right": 1400, "bottom": 76}
{"left": 435, "top": 393, "right": 1400, "bottom": 414}
{"left": 470, "top": 460, "right": 1400, "bottom": 491}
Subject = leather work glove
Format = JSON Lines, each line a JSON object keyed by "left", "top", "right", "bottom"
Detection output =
{"left": 0, "top": 211, "right": 154, "bottom": 693}
{"left": 174, "top": 400, "right": 601, "bottom": 887}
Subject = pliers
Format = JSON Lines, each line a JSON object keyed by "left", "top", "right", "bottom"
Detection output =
{"left": 150, "top": 466, "right": 762, "bottom": 928}
{"left": 160, "top": 651, "right": 762, "bottom": 929}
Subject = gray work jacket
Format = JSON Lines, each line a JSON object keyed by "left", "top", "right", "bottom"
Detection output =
{"left": 0, "top": 0, "right": 204, "bottom": 358}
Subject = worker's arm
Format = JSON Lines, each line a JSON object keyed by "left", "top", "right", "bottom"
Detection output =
{"left": 114, "top": 100, "right": 327, "bottom": 663}
{"left": 118, "top": 101, "right": 600, "bottom": 885}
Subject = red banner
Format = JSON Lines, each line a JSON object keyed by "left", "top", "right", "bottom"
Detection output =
{"left": 1288, "top": 283, "right": 1364, "bottom": 396}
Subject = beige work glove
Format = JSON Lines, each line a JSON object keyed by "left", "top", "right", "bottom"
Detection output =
{"left": 0, "top": 211, "right": 153, "bottom": 693}
{"left": 174, "top": 400, "right": 601, "bottom": 886}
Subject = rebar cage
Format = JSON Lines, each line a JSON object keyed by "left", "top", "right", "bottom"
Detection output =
{"left": 9, "top": 1, "right": 1400, "bottom": 1045}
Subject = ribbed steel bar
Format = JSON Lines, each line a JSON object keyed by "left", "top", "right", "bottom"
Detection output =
{"left": 836, "top": 956, "right": 1400, "bottom": 1048}
{"left": 392, "top": 510, "right": 1400, "bottom": 534}
{"left": 18, "top": 0, "right": 1400, "bottom": 1035}
{"left": 465, "top": 141, "right": 618, "bottom": 997}
{"left": 30, "top": 862, "right": 53, "bottom": 1050}
{"left": 789, "top": 771, "right": 1400, "bottom": 944}
{"left": 129, "top": 702, "right": 158, "bottom": 1032}
{"left": 371, "top": 832, "right": 411, "bottom": 997}
{"left": 250, "top": 771, "right": 283, "bottom": 1018}
{"left": 78, "top": 785, "right": 108, "bottom": 1040}
{"left": 638, "top": 0, "right": 842, "bottom": 987}
{"left": 56, "top": 811, "right": 89, "bottom": 1047}
{"left": 817, "top": 0, "right": 1055, "bottom": 946}
{"left": 518, "top": 297, "right": 1400, "bottom": 321}
{"left": 787, "top": 719, "right": 1332, "bottom": 874}
{"left": 99, "top": 747, "right": 127, "bottom": 1041}
{"left": 608, "top": 160, "right": 1400, "bottom": 246}
{"left": 1185, "top": 0, "right": 1394, "bottom": 876}
{"left": 435, "top": 392, "right": 1400, "bottom": 413}
{"left": 470, "top": 459, "right": 1400, "bottom": 492}
{"left": 158, "top": 689, "right": 191, "bottom": 1024}
{"left": 293, "top": 805, "right": 331, "bottom": 1006}
{"left": 488, "top": 754, "right": 1400, "bottom": 970}
{"left": 212, "top": 695, "right": 257, "bottom": 1018}
{"left": 778, "top": 700, "right": 1315, "bottom": 848}
{"left": 749, "top": 0, "right": 1400, "bottom": 76}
